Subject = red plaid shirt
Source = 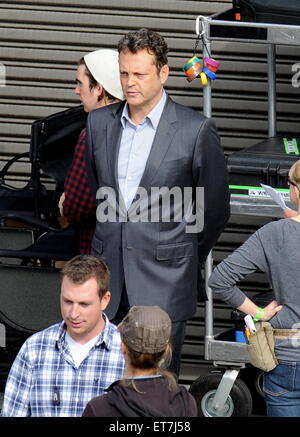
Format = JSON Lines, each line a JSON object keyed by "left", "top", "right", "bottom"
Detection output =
{"left": 63, "top": 128, "right": 96, "bottom": 254}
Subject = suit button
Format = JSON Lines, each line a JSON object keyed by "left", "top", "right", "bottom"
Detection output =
{"left": 127, "top": 246, "right": 132, "bottom": 250}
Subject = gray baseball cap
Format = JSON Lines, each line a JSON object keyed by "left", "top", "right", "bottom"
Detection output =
{"left": 118, "top": 306, "right": 171, "bottom": 354}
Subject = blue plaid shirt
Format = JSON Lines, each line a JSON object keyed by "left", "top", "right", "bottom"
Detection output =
{"left": 1, "top": 314, "right": 125, "bottom": 417}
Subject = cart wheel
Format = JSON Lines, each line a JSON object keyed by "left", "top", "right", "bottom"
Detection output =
{"left": 189, "top": 373, "right": 253, "bottom": 417}
{"left": 239, "top": 366, "right": 266, "bottom": 416}
{"left": 254, "top": 370, "right": 264, "bottom": 398}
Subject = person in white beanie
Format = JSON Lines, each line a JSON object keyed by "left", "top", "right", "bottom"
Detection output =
{"left": 59, "top": 49, "right": 123, "bottom": 254}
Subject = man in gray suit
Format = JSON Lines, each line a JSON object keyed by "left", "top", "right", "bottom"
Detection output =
{"left": 85, "top": 28, "right": 230, "bottom": 376}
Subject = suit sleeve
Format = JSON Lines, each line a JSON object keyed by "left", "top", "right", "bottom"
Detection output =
{"left": 193, "top": 117, "right": 230, "bottom": 266}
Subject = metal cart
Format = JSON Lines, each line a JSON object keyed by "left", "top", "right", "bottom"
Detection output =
{"left": 189, "top": 11, "right": 298, "bottom": 417}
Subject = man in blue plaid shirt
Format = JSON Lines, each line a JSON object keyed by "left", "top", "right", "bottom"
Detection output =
{"left": 1, "top": 255, "right": 125, "bottom": 417}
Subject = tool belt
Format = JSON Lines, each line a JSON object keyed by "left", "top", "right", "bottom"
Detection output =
{"left": 247, "top": 322, "right": 300, "bottom": 372}
{"left": 274, "top": 329, "right": 300, "bottom": 339}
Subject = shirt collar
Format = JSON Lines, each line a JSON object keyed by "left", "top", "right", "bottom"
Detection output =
{"left": 55, "top": 313, "right": 116, "bottom": 351}
{"left": 121, "top": 90, "right": 167, "bottom": 129}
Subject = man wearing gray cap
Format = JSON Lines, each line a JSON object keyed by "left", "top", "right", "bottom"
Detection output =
{"left": 82, "top": 306, "right": 197, "bottom": 417}
{"left": 59, "top": 49, "right": 124, "bottom": 254}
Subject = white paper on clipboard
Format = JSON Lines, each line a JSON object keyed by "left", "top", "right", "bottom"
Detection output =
{"left": 260, "top": 183, "right": 291, "bottom": 210}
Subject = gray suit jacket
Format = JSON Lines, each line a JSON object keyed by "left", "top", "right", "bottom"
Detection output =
{"left": 85, "top": 96, "right": 230, "bottom": 322}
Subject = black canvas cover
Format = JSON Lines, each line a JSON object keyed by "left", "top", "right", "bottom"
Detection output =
{"left": 0, "top": 105, "right": 87, "bottom": 219}
{"left": 30, "top": 105, "right": 87, "bottom": 186}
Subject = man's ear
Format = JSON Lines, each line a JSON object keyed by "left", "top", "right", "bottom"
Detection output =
{"left": 159, "top": 64, "right": 169, "bottom": 85}
{"left": 100, "top": 290, "right": 111, "bottom": 311}
{"left": 121, "top": 341, "right": 127, "bottom": 355}
{"left": 95, "top": 83, "right": 103, "bottom": 100}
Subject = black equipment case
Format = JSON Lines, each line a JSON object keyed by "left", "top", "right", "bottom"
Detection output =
{"left": 210, "top": 1, "right": 300, "bottom": 40}
{"left": 227, "top": 136, "right": 300, "bottom": 195}
{"left": 205, "top": 4, "right": 300, "bottom": 197}
{"left": 240, "top": 1, "right": 300, "bottom": 25}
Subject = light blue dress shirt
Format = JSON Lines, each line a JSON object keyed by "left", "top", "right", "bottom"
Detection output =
{"left": 118, "top": 91, "right": 167, "bottom": 210}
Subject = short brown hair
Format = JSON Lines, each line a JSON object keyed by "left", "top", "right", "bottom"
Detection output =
{"left": 117, "top": 28, "right": 168, "bottom": 72}
{"left": 78, "top": 57, "right": 98, "bottom": 88}
{"left": 61, "top": 255, "right": 110, "bottom": 299}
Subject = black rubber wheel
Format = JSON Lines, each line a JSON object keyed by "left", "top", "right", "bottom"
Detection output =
{"left": 239, "top": 366, "right": 266, "bottom": 416}
{"left": 189, "top": 373, "right": 253, "bottom": 417}
{"left": 254, "top": 370, "right": 264, "bottom": 398}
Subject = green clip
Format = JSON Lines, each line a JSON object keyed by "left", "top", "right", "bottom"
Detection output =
{"left": 292, "top": 138, "right": 299, "bottom": 155}
{"left": 283, "top": 137, "right": 299, "bottom": 155}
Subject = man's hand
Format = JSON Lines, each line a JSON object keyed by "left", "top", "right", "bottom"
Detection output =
{"left": 58, "top": 192, "right": 65, "bottom": 216}
{"left": 261, "top": 300, "right": 283, "bottom": 321}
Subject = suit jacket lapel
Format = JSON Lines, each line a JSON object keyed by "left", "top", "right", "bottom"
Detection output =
{"left": 105, "top": 103, "right": 124, "bottom": 189}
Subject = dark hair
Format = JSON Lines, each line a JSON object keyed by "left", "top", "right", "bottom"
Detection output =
{"left": 77, "top": 57, "right": 115, "bottom": 101}
{"left": 61, "top": 255, "right": 110, "bottom": 299}
{"left": 117, "top": 28, "right": 168, "bottom": 72}
{"left": 78, "top": 57, "right": 97, "bottom": 88}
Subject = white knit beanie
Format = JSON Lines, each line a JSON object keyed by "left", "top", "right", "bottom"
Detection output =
{"left": 84, "top": 49, "right": 124, "bottom": 100}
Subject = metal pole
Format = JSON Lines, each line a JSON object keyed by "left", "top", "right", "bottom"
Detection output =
{"left": 201, "top": 18, "right": 214, "bottom": 356}
{"left": 205, "top": 255, "right": 214, "bottom": 340}
{"left": 267, "top": 43, "right": 276, "bottom": 137}
{"left": 202, "top": 19, "right": 212, "bottom": 118}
